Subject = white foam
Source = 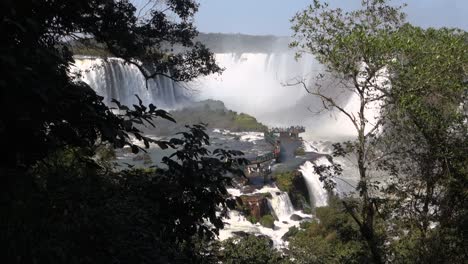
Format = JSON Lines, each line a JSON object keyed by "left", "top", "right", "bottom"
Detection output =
{"left": 299, "top": 158, "right": 331, "bottom": 207}
{"left": 222, "top": 184, "right": 312, "bottom": 248}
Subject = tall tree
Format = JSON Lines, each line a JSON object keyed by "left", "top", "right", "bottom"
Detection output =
{"left": 290, "top": 1, "right": 406, "bottom": 262}
{"left": 379, "top": 25, "right": 467, "bottom": 263}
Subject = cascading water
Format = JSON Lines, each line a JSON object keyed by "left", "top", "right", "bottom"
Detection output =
{"left": 299, "top": 157, "right": 331, "bottom": 208}
{"left": 195, "top": 52, "right": 320, "bottom": 119}
{"left": 72, "top": 50, "right": 368, "bottom": 138}
{"left": 72, "top": 56, "right": 186, "bottom": 108}
{"left": 269, "top": 191, "right": 294, "bottom": 220}
{"left": 71, "top": 52, "right": 330, "bottom": 127}
{"left": 222, "top": 186, "right": 310, "bottom": 248}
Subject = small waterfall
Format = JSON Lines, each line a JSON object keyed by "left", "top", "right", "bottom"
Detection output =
{"left": 299, "top": 157, "right": 330, "bottom": 207}
{"left": 71, "top": 56, "right": 186, "bottom": 108}
{"left": 221, "top": 185, "right": 310, "bottom": 248}
{"left": 268, "top": 191, "right": 294, "bottom": 220}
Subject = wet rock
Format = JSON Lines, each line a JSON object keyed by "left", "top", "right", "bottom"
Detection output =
{"left": 259, "top": 215, "right": 275, "bottom": 229}
{"left": 290, "top": 214, "right": 303, "bottom": 221}
{"left": 232, "top": 176, "right": 249, "bottom": 188}
{"left": 232, "top": 231, "right": 249, "bottom": 238}
{"left": 239, "top": 194, "right": 271, "bottom": 220}
{"left": 241, "top": 185, "right": 257, "bottom": 194}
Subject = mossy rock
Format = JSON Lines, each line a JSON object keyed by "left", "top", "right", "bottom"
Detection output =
{"left": 259, "top": 215, "right": 275, "bottom": 229}
{"left": 259, "top": 192, "right": 272, "bottom": 199}
{"left": 273, "top": 171, "right": 295, "bottom": 193}
{"left": 247, "top": 215, "right": 258, "bottom": 224}
{"left": 294, "top": 147, "right": 306, "bottom": 156}
{"left": 273, "top": 170, "right": 311, "bottom": 211}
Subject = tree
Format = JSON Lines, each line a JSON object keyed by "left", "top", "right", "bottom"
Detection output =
{"left": 0, "top": 0, "right": 244, "bottom": 263}
{"left": 378, "top": 25, "right": 467, "bottom": 263}
{"left": 0, "top": 0, "right": 220, "bottom": 171}
{"left": 220, "top": 235, "right": 284, "bottom": 264}
{"left": 287, "top": 197, "right": 373, "bottom": 264}
{"left": 290, "top": 1, "right": 406, "bottom": 262}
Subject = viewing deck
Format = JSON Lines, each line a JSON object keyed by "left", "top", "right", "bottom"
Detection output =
{"left": 245, "top": 126, "right": 306, "bottom": 171}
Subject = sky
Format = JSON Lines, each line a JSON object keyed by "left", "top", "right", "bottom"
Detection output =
{"left": 193, "top": 0, "right": 468, "bottom": 36}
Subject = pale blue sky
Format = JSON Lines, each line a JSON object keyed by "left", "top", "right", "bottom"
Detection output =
{"left": 135, "top": 0, "right": 468, "bottom": 36}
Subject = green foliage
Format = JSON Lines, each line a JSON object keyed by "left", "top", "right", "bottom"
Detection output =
{"left": 260, "top": 215, "right": 275, "bottom": 229}
{"left": 0, "top": 0, "right": 240, "bottom": 263}
{"left": 151, "top": 100, "right": 268, "bottom": 135}
{"left": 378, "top": 24, "right": 468, "bottom": 262}
{"left": 1, "top": 0, "right": 222, "bottom": 171}
{"left": 274, "top": 170, "right": 311, "bottom": 212}
{"left": 69, "top": 39, "right": 113, "bottom": 57}
{"left": 275, "top": 171, "right": 295, "bottom": 192}
{"left": 294, "top": 147, "right": 306, "bottom": 156}
{"left": 290, "top": 2, "right": 408, "bottom": 262}
{"left": 233, "top": 113, "right": 267, "bottom": 131}
{"left": 4, "top": 124, "right": 247, "bottom": 263}
{"left": 247, "top": 215, "right": 259, "bottom": 224}
{"left": 260, "top": 192, "right": 273, "bottom": 199}
{"left": 301, "top": 207, "right": 312, "bottom": 214}
{"left": 95, "top": 144, "right": 116, "bottom": 162}
{"left": 291, "top": 1, "right": 467, "bottom": 262}
{"left": 220, "top": 235, "right": 284, "bottom": 264}
{"left": 282, "top": 226, "right": 299, "bottom": 241}
{"left": 288, "top": 197, "right": 371, "bottom": 264}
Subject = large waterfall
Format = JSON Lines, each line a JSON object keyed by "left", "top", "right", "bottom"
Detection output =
{"left": 72, "top": 53, "right": 322, "bottom": 117}
{"left": 195, "top": 53, "right": 320, "bottom": 118}
{"left": 72, "top": 56, "right": 187, "bottom": 108}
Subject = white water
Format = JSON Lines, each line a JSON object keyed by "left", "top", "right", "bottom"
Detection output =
{"left": 71, "top": 53, "right": 387, "bottom": 140}
{"left": 302, "top": 140, "right": 361, "bottom": 196}
{"left": 269, "top": 192, "right": 294, "bottom": 219}
{"left": 71, "top": 56, "right": 186, "bottom": 108}
{"left": 194, "top": 53, "right": 320, "bottom": 118}
{"left": 214, "top": 129, "right": 265, "bottom": 143}
{"left": 222, "top": 185, "right": 311, "bottom": 248}
{"left": 299, "top": 158, "right": 330, "bottom": 208}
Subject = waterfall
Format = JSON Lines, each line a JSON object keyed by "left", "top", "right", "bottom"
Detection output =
{"left": 299, "top": 157, "right": 331, "bottom": 208}
{"left": 269, "top": 191, "right": 294, "bottom": 220}
{"left": 195, "top": 52, "right": 321, "bottom": 119}
{"left": 72, "top": 56, "right": 186, "bottom": 108}
{"left": 71, "top": 52, "right": 369, "bottom": 138}
{"left": 71, "top": 52, "right": 323, "bottom": 122}
{"left": 221, "top": 185, "right": 310, "bottom": 249}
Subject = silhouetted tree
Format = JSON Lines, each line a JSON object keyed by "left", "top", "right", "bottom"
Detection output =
{"left": 0, "top": 1, "right": 244, "bottom": 263}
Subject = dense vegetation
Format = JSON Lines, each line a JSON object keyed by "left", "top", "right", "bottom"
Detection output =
{"left": 290, "top": 0, "right": 467, "bottom": 263}
{"left": 151, "top": 100, "right": 268, "bottom": 135}
{"left": 0, "top": 0, "right": 245, "bottom": 263}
